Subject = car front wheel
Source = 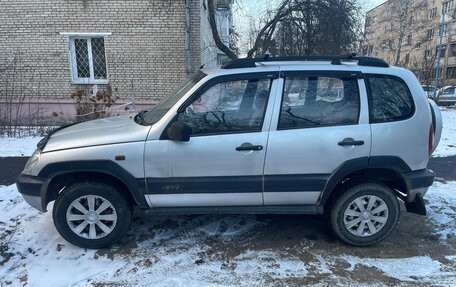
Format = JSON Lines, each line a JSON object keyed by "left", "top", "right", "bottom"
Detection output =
{"left": 329, "top": 182, "right": 400, "bottom": 246}
{"left": 53, "top": 182, "right": 132, "bottom": 249}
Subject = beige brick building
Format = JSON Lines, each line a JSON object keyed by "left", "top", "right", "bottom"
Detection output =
{"left": 365, "top": 0, "right": 456, "bottom": 86}
{"left": 0, "top": 0, "right": 232, "bottom": 125}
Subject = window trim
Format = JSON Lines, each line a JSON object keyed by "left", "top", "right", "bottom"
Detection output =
{"left": 61, "top": 32, "right": 111, "bottom": 84}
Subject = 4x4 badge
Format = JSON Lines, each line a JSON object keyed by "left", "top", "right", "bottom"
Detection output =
{"left": 162, "top": 184, "right": 181, "bottom": 191}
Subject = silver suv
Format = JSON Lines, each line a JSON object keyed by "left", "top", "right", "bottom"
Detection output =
{"left": 16, "top": 56, "right": 443, "bottom": 249}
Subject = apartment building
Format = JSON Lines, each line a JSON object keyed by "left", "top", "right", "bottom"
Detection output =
{"left": 0, "top": 0, "right": 232, "bottom": 125}
{"left": 365, "top": 0, "right": 456, "bottom": 85}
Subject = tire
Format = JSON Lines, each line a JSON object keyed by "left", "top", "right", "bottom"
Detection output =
{"left": 329, "top": 182, "right": 400, "bottom": 246}
{"left": 53, "top": 182, "right": 132, "bottom": 249}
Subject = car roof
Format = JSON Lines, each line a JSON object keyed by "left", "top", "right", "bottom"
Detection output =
{"left": 201, "top": 59, "right": 410, "bottom": 79}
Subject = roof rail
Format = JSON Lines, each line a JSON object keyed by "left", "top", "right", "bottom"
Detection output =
{"left": 221, "top": 55, "right": 389, "bottom": 69}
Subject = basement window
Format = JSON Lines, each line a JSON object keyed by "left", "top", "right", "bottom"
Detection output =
{"left": 61, "top": 32, "right": 111, "bottom": 84}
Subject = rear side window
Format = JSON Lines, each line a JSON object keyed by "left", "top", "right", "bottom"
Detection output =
{"left": 278, "top": 75, "right": 360, "bottom": 129}
{"left": 365, "top": 75, "right": 414, "bottom": 123}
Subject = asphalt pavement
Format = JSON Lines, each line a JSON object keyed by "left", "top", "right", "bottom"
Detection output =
{"left": 1, "top": 156, "right": 455, "bottom": 186}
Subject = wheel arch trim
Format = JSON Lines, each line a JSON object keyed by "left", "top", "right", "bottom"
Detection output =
{"left": 38, "top": 160, "right": 148, "bottom": 211}
{"left": 319, "top": 156, "right": 412, "bottom": 206}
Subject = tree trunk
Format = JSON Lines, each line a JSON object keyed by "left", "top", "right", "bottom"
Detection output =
{"left": 207, "top": 0, "right": 237, "bottom": 59}
{"left": 394, "top": 35, "right": 403, "bottom": 66}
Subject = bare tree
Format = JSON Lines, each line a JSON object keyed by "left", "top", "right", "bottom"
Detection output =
{"left": 371, "top": 0, "right": 428, "bottom": 66}
{"left": 207, "top": 0, "right": 238, "bottom": 59}
{"left": 208, "top": 0, "right": 360, "bottom": 59}
{"left": 271, "top": 0, "right": 361, "bottom": 56}
{"left": 207, "top": 0, "right": 295, "bottom": 59}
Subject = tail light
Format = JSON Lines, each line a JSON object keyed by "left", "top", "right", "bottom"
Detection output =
{"left": 429, "top": 124, "right": 434, "bottom": 156}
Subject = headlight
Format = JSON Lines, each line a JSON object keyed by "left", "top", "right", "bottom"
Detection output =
{"left": 24, "top": 149, "right": 41, "bottom": 170}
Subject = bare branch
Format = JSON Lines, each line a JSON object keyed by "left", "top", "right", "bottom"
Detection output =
{"left": 207, "top": 0, "right": 237, "bottom": 59}
{"left": 246, "top": 0, "right": 292, "bottom": 57}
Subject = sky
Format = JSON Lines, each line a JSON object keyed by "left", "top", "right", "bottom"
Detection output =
{"left": 364, "top": 0, "right": 388, "bottom": 11}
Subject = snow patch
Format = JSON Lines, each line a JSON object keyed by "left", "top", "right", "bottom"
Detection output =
{"left": 0, "top": 136, "right": 40, "bottom": 157}
{"left": 199, "top": 216, "right": 257, "bottom": 236}
{"left": 341, "top": 255, "right": 443, "bottom": 281}
{"left": 426, "top": 181, "right": 456, "bottom": 240}
{"left": 433, "top": 108, "right": 456, "bottom": 157}
{"left": 235, "top": 250, "right": 308, "bottom": 277}
{"left": 0, "top": 185, "right": 124, "bottom": 287}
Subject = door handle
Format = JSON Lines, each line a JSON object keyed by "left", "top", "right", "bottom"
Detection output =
{"left": 338, "top": 138, "right": 364, "bottom": 146}
{"left": 235, "top": 143, "right": 263, "bottom": 151}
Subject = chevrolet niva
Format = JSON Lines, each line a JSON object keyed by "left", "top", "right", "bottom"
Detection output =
{"left": 17, "top": 56, "right": 443, "bottom": 248}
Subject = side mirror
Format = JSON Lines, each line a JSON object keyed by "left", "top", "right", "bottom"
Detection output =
{"left": 167, "top": 121, "right": 191, "bottom": 142}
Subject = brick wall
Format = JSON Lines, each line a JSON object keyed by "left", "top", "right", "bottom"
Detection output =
{"left": 0, "top": 0, "right": 204, "bottom": 123}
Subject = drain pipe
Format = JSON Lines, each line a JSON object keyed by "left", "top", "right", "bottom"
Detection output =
{"left": 185, "top": 0, "right": 192, "bottom": 75}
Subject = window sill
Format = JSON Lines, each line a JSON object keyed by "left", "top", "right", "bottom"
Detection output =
{"left": 71, "top": 79, "right": 109, "bottom": 85}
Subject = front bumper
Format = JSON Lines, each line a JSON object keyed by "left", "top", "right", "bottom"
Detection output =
{"left": 16, "top": 174, "right": 47, "bottom": 212}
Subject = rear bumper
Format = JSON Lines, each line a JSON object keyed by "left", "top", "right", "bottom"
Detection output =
{"left": 400, "top": 168, "right": 434, "bottom": 215}
{"left": 401, "top": 168, "right": 434, "bottom": 201}
{"left": 16, "top": 174, "right": 47, "bottom": 212}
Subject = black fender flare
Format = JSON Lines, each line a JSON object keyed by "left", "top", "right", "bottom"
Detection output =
{"left": 38, "top": 160, "right": 148, "bottom": 210}
{"left": 318, "top": 156, "right": 412, "bottom": 206}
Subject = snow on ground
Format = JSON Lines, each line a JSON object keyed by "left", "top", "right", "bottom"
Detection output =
{"left": 0, "top": 137, "right": 40, "bottom": 157}
{"left": 341, "top": 255, "right": 450, "bottom": 282}
{"left": 1, "top": 183, "right": 456, "bottom": 286}
{"left": 433, "top": 107, "right": 456, "bottom": 157}
{"left": 0, "top": 185, "right": 124, "bottom": 286}
{"left": 427, "top": 181, "right": 456, "bottom": 240}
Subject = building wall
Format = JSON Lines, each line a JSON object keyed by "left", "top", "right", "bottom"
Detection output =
{"left": 365, "top": 0, "right": 456, "bottom": 85}
{"left": 0, "top": 0, "right": 204, "bottom": 124}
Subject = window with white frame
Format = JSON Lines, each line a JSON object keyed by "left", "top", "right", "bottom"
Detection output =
{"left": 63, "top": 33, "right": 110, "bottom": 84}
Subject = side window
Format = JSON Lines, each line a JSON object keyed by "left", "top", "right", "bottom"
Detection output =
{"left": 365, "top": 75, "right": 414, "bottom": 123}
{"left": 443, "top": 87, "right": 455, "bottom": 95}
{"left": 178, "top": 78, "right": 271, "bottom": 135}
{"left": 278, "top": 75, "right": 360, "bottom": 129}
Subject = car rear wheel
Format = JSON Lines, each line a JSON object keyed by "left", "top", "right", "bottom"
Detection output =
{"left": 53, "top": 182, "right": 132, "bottom": 249}
{"left": 329, "top": 182, "right": 400, "bottom": 246}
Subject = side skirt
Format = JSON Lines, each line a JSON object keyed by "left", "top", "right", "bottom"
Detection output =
{"left": 143, "top": 205, "right": 323, "bottom": 215}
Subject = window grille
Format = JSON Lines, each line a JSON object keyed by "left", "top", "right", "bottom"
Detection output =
{"left": 70, "top": 36, "right": 108, "bottom": 84}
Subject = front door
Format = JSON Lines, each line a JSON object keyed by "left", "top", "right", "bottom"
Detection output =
{"left": 145, "top": 73, "right": 278, "bottom": 207}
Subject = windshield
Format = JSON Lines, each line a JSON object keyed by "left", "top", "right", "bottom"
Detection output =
{"left": 140, "top": 71, "right": 207, "bottom": 125}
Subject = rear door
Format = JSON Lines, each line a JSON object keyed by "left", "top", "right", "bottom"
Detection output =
{"left": 263, "top": 71, "right": 371, "bottom": 205}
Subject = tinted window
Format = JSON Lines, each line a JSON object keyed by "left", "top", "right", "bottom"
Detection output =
{"left": 278, "top": 76, "right": 360, "bottom": 129}
{"left": 366, "top": 75, "right": 414, "bottom": 123}
{"left": 178, "top": 78, "right": 271, "bottom": 135}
